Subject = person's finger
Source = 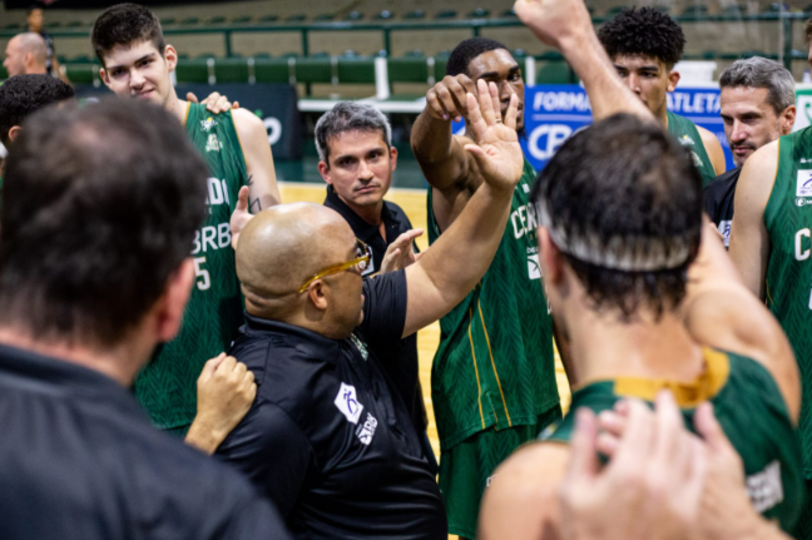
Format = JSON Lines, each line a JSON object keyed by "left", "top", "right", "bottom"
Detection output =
{"left": 610, "top": 399, "right": 653, "bottom": 469}
{"left": 435, "top": 84, "right": 463, "bottom": 122}
{"left": 233, "top": 101, "right": 240, "bottom": 110}
{"left": 464, "top": 92, "right": 487, "bottom": 141}
{"left": 216, "top": 354, "right": 237, "bottom": 376}
{"left": 426, "top": 89, "right": 450, "bottom": 120}
{"left": 186, "top": 91, "right": 199, "bottom": 104}
{"left": 456, "top": 74, "right": 477, "bottom": 97}
{"left": 504, "top": 93, "right": 519, "bottom": 130}
{"left": 652, "top": 390, "right": 684, "bottom": 467}
{"left": 444, "top": 77, "right": 471, "bottom": 123}
{"left": 477, "top": 79, "right": 497, "bottom": 125}
{"left": 198, "top": 352, "right": 226, "bottom": 381}
{"left": 463, "top": 143, "right": 493, "bottom": 178}
{"left": 694, "top": 402, "right": 729, "bottom": 452}
{"left": 234, "top": 361, "right": 247, "bottom": 376}
{"left": 613, "top": 399, "right": 631, "bottom": 416}
{"left": 565, "top": 408, "right": 600, "bottom": 482}
{"left": 597, "top": 409, "right": 626, "bottom": 438}
{"left": 489, "top": 82, "right": 501, "bottom": 122}
{"left": 237, "top": 186, "right": 249, "bottom": 211}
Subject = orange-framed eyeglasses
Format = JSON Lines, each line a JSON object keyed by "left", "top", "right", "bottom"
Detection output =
{"left": 297, "top": 238, "right": 372, "bottom": 294}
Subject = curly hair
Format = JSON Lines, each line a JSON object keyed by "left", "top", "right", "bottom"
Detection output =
{"left": 446, "top": 37, "right": 509, "bottom": 77}
{"left": 597, "top": 7, "right": 686, "bottom": 69}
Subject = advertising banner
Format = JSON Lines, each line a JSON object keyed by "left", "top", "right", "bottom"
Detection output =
{"left": 520, "top": 84, "right": 734, "bottom": 172}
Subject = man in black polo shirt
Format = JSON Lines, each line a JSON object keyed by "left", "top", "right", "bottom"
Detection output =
{"left": 315, "top": 101, "right": 436, "bottom": 472}
{"left": 703, "top": 57, "right": 795, "bottom": 246}
{"left": 0, "top": 99, "right": 290, "bottom": 540}
{"left": 216, "top": 80, "right": 523, "bottom": 538}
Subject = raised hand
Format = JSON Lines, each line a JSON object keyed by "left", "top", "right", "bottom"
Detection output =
{"left": 186, "top": 91, "right": 240, "bottom": 114}
{"left": 463, "top": 79, "right": 523, "bottom": 191}
{"left": 514, "top": 0, "right": 593, "bottom": 49}
{"left": 230, "top": 185, "right": 253, "bottom": 250}
{"left": 426, "top": 74, "right": 478, "bottom": 123}
{"left": 379, "top": 228, "right": 425, "bottom": 274}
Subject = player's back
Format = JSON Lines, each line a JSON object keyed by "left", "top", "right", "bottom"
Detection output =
{"left": 546, "top": 347, "right": 804, "bottom": 533}
{"left": 134, "top": 103, "right": 248, "bottom": 432}
{"left": 0, "top": 341, "right": 290, "bottom": 540}
{"left": 765, "top": 126, "right": 812, "bottom": 479}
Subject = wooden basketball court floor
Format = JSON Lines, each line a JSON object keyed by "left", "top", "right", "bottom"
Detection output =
{"left": 279, "top": 181, "right": 573, "bottom": 466}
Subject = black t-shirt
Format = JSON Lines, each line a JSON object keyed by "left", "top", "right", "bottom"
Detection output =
{"left": 323, "top": 185, "right": 427, "bottom": 434}
{"left": 216, "top": 270, "right": 447, "bottom": 539}
{"left": 0, "top": 343, "right": 291, "bottom": 540}
{"left": 703, "top": 167, "right": 740, "bottom": 248}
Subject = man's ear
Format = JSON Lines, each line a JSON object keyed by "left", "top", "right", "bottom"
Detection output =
{"left": 538, "top": 227, "right": 565, "bottom": 287}
{"left": 100, "top": 67, "right": 112, "bottom": 88}
{"left": 307, "top": 280, "right": 329, "bottom": 311}
{"left": 164, "top": 44, "right": 178, "bottom": 73}
{"left": 318, "top": 161, "right": 332, "bottom": 185}
{"left": 666, "top": 70, "right": 680, "bottom": 93}
{"left": 389, "top": 146, "right": 398, "bottom": 172}
{"left": 8, "top": 125, "right": 22, "bottom": 142}
{"left": 781, "top": 105, "right": 796, "bottom": 135}
{"left": 154, "top": 258, "right": 195, "bottom": 343}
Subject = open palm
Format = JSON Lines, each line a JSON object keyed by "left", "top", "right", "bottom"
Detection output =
{"left": 464, "top": 79, "right": 524, "bottom": 191}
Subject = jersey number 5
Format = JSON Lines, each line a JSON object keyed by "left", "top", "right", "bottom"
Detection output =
{"left": 194, "top": 256, "right": 211, "bottom": 291}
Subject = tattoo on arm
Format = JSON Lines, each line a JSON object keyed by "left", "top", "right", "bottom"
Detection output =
{"left": 246, "top": 174, "right": 262, "bottom": 213}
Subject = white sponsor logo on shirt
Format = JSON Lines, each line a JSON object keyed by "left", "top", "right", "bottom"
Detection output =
{"left": 797, "top": 170, "right": 812, "bottom": 198}
{"left": 355, "top": 412, "right": 378, "bottom": 445}
{"left": 334, "top": 383, "right": 364, "bottom": 424}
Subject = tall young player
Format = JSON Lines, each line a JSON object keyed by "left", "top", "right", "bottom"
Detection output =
{"left": 598, "top": 7, "right": 726, "bottom": 186}
{"left": 91, "top": 3, "right": 280, "bottom": 435}
{"left": 728, "top": 17, "right": 812, "bottom": 540}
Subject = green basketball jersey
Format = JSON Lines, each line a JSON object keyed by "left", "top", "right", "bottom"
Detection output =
{"left": 134, "top": 103, "right": 248, "bottom": 430}
{"left": 427, "top": 159, "right": 559, "bottom": 450}
{"left": 667, "top": 110, "right": 716, "bottom": 187}
{"left": 765, "top": 127, "right": 812, "bottom": 478}
{"left": 547, "top": 348, "right": 804, "bottom": 533}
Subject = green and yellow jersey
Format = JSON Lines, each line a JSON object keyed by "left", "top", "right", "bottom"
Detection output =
{"left": 667, "top": 110, "right": 716, "bottom": 188}
{"left": 427, "top": 159, "right": 560, "bottom": 451}
{"left": 547, "top": 348, "right": 804, "bottom": 533}
{"left": 134, "top": 103, "right": 248, "bottom": 431}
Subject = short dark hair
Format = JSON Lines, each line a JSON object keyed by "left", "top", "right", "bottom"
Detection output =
{"left": 91, "top": 3, "right": 166, "bottom": 67}
{"left": 0, "top": 74, "right": 75, "bottom": 147}
{"left": 446, "top": 37, "right": 509, "bottom": 77}
{"left": 806, "top": 16, "right": 812, "bottom": 43}
{"left": 532, "top": 114, "right": 702, "bottom": 320}
{"left": 26, "top": 3, "right": 43, "bottom": 16}
{"left": 314, "top": 102, "right": 392, "bottom": 163}
{"left": 0, "top": 98, "right": 208, "bottom": 348}
{"left": 597, "top": 7, "right": 686, "bottom": 69}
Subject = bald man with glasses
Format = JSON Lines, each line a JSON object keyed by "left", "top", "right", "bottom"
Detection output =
{"left": 216, "top": 81, "right": 523, "bottom": 539}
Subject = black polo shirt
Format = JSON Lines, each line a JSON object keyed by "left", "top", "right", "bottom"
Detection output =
{"left": 216, "top": 270, "right": 447, "bottom": 539}
{"left": 703, "top": 167, "right": 741, "bottom": 248}
{"left": 0, "top": 342, "right": 290, "bottom": 540}
{"left": 323, "top": 185, "right": 427, "bottom": 436}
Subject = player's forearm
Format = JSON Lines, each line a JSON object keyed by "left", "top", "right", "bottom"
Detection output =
{"left": 411, "top": 110, "right": 454, "bottom": 165}
{"left": 416, "top": 181, "right": 513, "bottom": 300}
{"left": 184, "top": 416, "right": 229, "bottom": 455}
{"left": 557, "top": 31, "right": 652, "bottom": 122}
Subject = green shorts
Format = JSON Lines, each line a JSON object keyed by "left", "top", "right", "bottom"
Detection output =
{"left": 439, "top": 405, "right": 562, "bottom": 539}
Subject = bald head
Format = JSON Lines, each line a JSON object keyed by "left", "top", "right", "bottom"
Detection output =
{"left": 3, "top": 33, "right": 47, "bottom": 77}
{"left": 237, "top": 203, "right": 356, "bottom": 304}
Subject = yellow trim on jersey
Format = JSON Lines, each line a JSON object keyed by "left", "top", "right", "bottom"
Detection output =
{"left": 182, "top": 101, "right": 191, "bottom": 128}
{"left": 468, "top": 307, "right": 486, "bottom": 430}
{"left": 477, "top": 299, "right": 512, "bottom": 428}
{"left": 612, "top": 348, "right": 731, "bottom": 408}
{"left": 765, "top": 279, "right": 774, "bottom": 306}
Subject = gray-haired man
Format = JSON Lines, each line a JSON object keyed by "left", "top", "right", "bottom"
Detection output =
{"left": 703, "top": 57, "right": 796, "bottom": 245}
{"left": 315, "top": 102, "right": 437, "bottom": 473}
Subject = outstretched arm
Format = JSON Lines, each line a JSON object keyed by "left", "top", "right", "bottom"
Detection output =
{"left": 402, "top": 80, "right": 523, "bottom": 337}
{"left": 232, "top": 108, "right": 281, "bottom": 213}
{"left": 514, "top": 0, "right": 651, "bottom": 121}
{"left": 683, "top": 218, "right": 799, "bottom": 423}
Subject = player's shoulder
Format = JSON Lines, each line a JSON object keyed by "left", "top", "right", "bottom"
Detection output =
{"left": 479, "top": 441, "right": 569, "bottom": 540}
{"left": 230, "top": 108, "right": 265, "bottom": 131}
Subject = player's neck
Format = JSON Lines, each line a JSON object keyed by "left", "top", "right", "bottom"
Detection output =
{"left": 567, "top": 308, "right": 705, "bottom": 387}
{"left": 0, "top": 325, "right": 153, "bottom": 386}
{"left": 659, "top": 106, "right": 669, "bottom": 127}
{"left": 164, "top": 88, "right": 187, "bottom": 124}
